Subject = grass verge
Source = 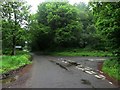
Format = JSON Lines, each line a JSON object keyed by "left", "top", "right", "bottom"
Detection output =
{"left": 0, "top": 51, "right": 32, "bottom": 74}
{"left": 102, "top": 59, "right": 120, "bottom": 80}
{"left": 45, "top": 48, "right": 112, "bottom": 57}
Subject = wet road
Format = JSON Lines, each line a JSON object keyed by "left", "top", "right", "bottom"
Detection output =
{"left": 3, "top": 54, "right": 118, "bottom": 88}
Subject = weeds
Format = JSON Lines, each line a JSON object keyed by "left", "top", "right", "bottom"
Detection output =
{"left": 0, "top": 52, "right": 31, "bottom": 74}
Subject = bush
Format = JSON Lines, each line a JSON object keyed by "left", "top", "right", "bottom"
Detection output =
{"left": 2, "top": 48, "right": 12, "bottom": 55}
{"left": 0, "top": 53, "right": 31, "bottom": 74}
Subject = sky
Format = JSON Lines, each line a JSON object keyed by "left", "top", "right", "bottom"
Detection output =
{"left": 25, "top": 0, "right": 89, "bottom": 13}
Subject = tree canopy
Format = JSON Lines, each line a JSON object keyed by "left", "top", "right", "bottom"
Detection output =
{"left": 29, "top": 2, "right": 99, "bottom": 50}
{"left": 2, "top": 0, "right": 30, "bottom": 55}
{"left": 90, "top": 1, "right": 120, "bottom": 60}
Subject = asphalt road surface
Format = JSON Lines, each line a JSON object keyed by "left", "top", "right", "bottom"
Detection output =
{"left": 2, "top": 54, "right": 118, "bottom": 88}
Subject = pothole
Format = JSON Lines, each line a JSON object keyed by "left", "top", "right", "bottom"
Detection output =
{"left": 66, "top": 60, "right": 79, "bottom": 66}
{"left": 81, "top": 79, "right": 91, "bottom": 85}
{"left": 61, "top": 59, "right": 106, "bottom": 81}
{"left": 55, "top": 62, "right": 69, "bottom": 71}
{"left": 49, "top": 60, "right": 69, "bottom": 71}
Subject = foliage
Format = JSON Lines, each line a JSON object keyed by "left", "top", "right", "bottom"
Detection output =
{"left": 37, "top": 2, "right": 80, "bottom": 29}
{"left": 90, "top": 1, "right": 120, "bottom": 80}
{"left": 90, "top": 1, "right": 120, "bottom": 59}
{"left": 30, "top": 2, "right": 84, "bottom": 50}
{"left": 102, "top": 59, "right": 120, "bottom": 80}
{"left": 2, "top": 0, "right": 30, "bottom": 55}
{"left": 0, "top": 52, "right": 31, "bottom": 74}
{"left": 30, "top": 2, "right": 103, "bottom": 50}
{"left": 74, "top": 2, "right": 101, "bottom": 49}
{"left": 54, "top": 21, "right": 82, "bottom": 47}
{"left": 29, "top": 14, "right": 52, "bottom": 50}
{"left": 41, "top": 48, "right": 112, "bottom": 57}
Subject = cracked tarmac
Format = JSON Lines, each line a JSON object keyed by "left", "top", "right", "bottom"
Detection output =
{"left": 2, "top": 54, "right": 118, "bottom": 88}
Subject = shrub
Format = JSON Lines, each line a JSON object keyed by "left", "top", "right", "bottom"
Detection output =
{"left": 0, "top": 53, "right": 31, "bottom": 74}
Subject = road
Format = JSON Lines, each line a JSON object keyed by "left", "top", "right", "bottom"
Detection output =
{"left": 2, "top": 54, "right": 118, "bottom": 88}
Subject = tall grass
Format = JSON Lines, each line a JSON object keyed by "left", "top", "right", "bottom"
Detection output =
{"left": 102, "top": 59, "right": 120, "bottom": 80}
{"left": 0, "top": 52, "right": 31, "bottom": 74}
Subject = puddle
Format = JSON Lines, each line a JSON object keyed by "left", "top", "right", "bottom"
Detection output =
{"left": 81, "top": 79, "right": 91, "bottom": 85}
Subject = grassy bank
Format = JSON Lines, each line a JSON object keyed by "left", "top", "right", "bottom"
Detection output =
{"left": 102, "top": 59, "right": 120, "bottom": 80}
{"left": 0, "top": 51, "right": 32, "bottom": 74}
{"left": 44, "top": 48, "right": 112, "bottom": 57}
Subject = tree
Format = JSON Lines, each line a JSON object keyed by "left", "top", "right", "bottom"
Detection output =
{"left": 2, "top": 0, "right": 30, "bottom": 55}
{"left": 37, "top": 2, "right": 81, "bottom": 29}
{"left": 29, "top": 14, "right": 52, "bottom": 50}
{"left": 74, "top": 2, "right": 99, "bottom": 48}
{"left": 54, "top": 21, "right": 82, "bottom": 47}
{"left": 90, "top": 1, "right": 120, "bottom": 59}
{"left": 30, "top": 2, "right": 83, "bottom": 50}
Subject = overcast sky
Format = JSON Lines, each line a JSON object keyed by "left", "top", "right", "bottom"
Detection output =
{"left": 25, "top": 0, "right": 89, "bottom": 13}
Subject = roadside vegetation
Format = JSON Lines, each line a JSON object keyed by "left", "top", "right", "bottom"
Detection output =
{"left": 91, "top": 2, "right": 120, "bottom": 81}
{"left": 0, "top": 51, "right": 31, "bottom": 74}
{"left": 1, "top": 1, "right": 32, "bottom": 75}
{"left": 102, "top": 59, "right": 120, "bottom": 80}
{"left": 43, "top": 48, "right": 112, "bottom": 57}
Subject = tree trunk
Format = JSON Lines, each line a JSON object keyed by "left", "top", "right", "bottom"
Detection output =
{"left": 11, "top": 35, "right": 16, "bottom": 55}
{"left": 11, "top": 6, "right": 17, "bottom": 55}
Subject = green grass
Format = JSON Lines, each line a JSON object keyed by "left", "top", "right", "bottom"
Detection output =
{"left": 102, "top": 59, "right": 120, "bottom": 80}
{"left": 0, "top": 50, "right": 2, "bottom": 55}
{"left": 45, "top": 48, "right": 112, "bottom": 57}
{"left": 0, "top": 51, "right": 31, "bottom": 74}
